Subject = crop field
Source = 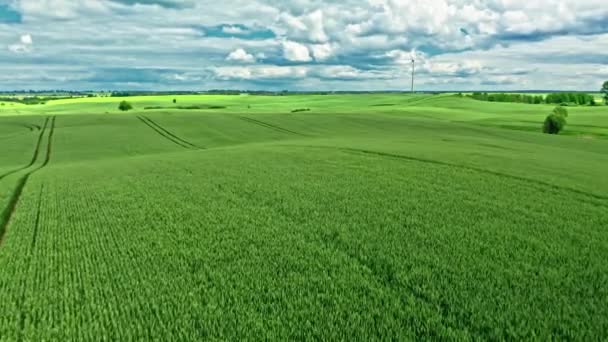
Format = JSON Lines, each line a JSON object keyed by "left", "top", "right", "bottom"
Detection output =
{"left": 0, "top": 94, "right": 607, "bottom": 339}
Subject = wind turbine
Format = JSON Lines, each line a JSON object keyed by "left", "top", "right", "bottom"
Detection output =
{"left": 410, "top": 49, "right": 416, "bottom": 94}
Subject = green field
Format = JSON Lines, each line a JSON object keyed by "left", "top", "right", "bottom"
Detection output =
{"left": 0, "top": 94, "right": 607, "bottom": 339}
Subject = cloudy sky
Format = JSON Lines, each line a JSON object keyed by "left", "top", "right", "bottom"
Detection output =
{"left": 1, "top": 0, "right": 607, "bottom": 91}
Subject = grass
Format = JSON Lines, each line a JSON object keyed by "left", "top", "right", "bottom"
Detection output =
{"left": 0, "top": 94, "right": 607, "bottom": 339}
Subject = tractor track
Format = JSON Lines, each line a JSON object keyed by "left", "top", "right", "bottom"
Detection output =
{"left": 238, "top": 116, "right": 307, "bottom": 136}
{"left": 16, "top": 183, "right": 44, "bottom": 340}
{"left": 289, "top": 144, "right": 608, "bottom": 204}
{"left": 137, "top": 115, "right": 202, "bottom": 150}
{"left": 0, "top": 117, "right": 50, "bottom": 182}
{"left": 20, "top": 123, "right": 41, "bottom": 132}
{"left": 0, "top": 123, "right": 41, "bottom": 141}
{"left": 30, "top": 184, "right": 44, "bottom": 250}
{"left": 0, "top": 116, "right": 56, "bottom": 247}
{"left": 142, "top": 116, "right": 201, "bottom": 149}
{"left": 6, "top": 123, "right": 40, "bottom": 132}
{"left": 340, "top": 147, "right": 608, "bottom": 202}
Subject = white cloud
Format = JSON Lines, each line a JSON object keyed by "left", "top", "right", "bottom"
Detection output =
{"left": 305, "top": 10, "right": 328, "bottom": 43}
{"left": 222, "top": 26, "right": 248, "bottom": 35}
{"left": 214, "top": 66, "right": 252, "bottom": 80}
{"left": 481, "top": 75, "right": 524, "bottom": 86}
{"left": 257, "top": 66, "right": 307, "bottom": 78}
{"left": 172, "top": 74, "right": 188, "bottom": 81}
{"left": 8, "top": 45, "right": 28, "bottom": 53}
{"left": 18, "top": 0, "right": 111, "bottom": 19}
{"left": 226, "top": 48, "right": 256, "bottom": 63}
{"left": 20, "top": 34, "right": 33, "bottom": 45}
{"left": 425, "top": 60, "right": 484, "bottom": 76}
{"left": 318, "top": 65, "right": 359, "bottom": 79}
{"left": 282, "top": 40, "right": 312, "bottom": 62}
{"left": 386, "top": 50, "right": 415, "bottom": 65}
{"left": 313, "top": 65, "right": 387, "bottom": 80}
{"left": 278, "top": 9, "right": 328, "bottom": 43}
{"left": 8, "top": 34, "right": 34, "bottom": 53}
{"left": 214, "top": 65, "right": 308, "bottom": 80}
{"left": 167, "top": 72, "right": 203, "bottom": 82}
{"left": 310, "top": 43, "right": 334, "bottom": 61}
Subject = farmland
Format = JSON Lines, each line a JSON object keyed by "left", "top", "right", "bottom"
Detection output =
{"left": 0, "top": 94, "right": 607, "bottom": 339}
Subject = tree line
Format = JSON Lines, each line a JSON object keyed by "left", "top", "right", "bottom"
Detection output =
{"left": 0, "top": 96, "right": 77, "bottom": 105}
{"left": 469, "top": 92, "right": 544, "bottom": 104}
{"left": 468, "top": 92, "right": 597, "bottom": 105}
{"left": 545, "top": 93, "right": 595, "bottom": 105}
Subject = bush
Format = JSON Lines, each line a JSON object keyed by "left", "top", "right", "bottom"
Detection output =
{"left": 543, "top": 106, "right": 568, "bottom": 134}
{"left": 118, "top": 101, "right": 133, "bottom": 111}
{"left": 543, "top": 114, "right": 566, "bottom": 134}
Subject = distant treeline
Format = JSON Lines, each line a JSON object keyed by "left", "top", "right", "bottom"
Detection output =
{"left": 469, "top": 92, "right": 544, "bottom": 104}
{"left": 0, "top": 97, "right": 51, "bottom": 105}
{"left": 0, "top": 90, "right": 90, "bottom": 96}
{"left": 545, "top": 93, "right": 596, "bottom": 105}
{"left": 110, "top": 91, "right": 203, "bottom": 97}
{"left": 0, "top": 95, "right": 84, "bottom": 105}
{"left": 468, "top": 92, "right": 596, "bottom": 105}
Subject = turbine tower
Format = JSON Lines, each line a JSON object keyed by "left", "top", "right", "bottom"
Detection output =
{"left": 411, "top": 57, "right": 415, "bottom": 93}
{"left": 410, "top": 49, "right": 416, "bottom": 94}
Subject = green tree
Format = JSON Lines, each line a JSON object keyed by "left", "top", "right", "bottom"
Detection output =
{"left": 552, "top": 106, "right": 568, "bottom": 118}
{"left": 543, "top": 114, "right": 566, "bottom": 134}
{"left": 543, "top": 106, "right": 568, "bottom": 134}
{"left": 602, "top": 81, "right": 608, "bottom": 105}
{"left": 118, "top": 101, "right": 133, "bottom": 111}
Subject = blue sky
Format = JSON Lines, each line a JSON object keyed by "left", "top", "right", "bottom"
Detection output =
{"left": 1, "top": 0, "right": 607, "bottom": 91}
